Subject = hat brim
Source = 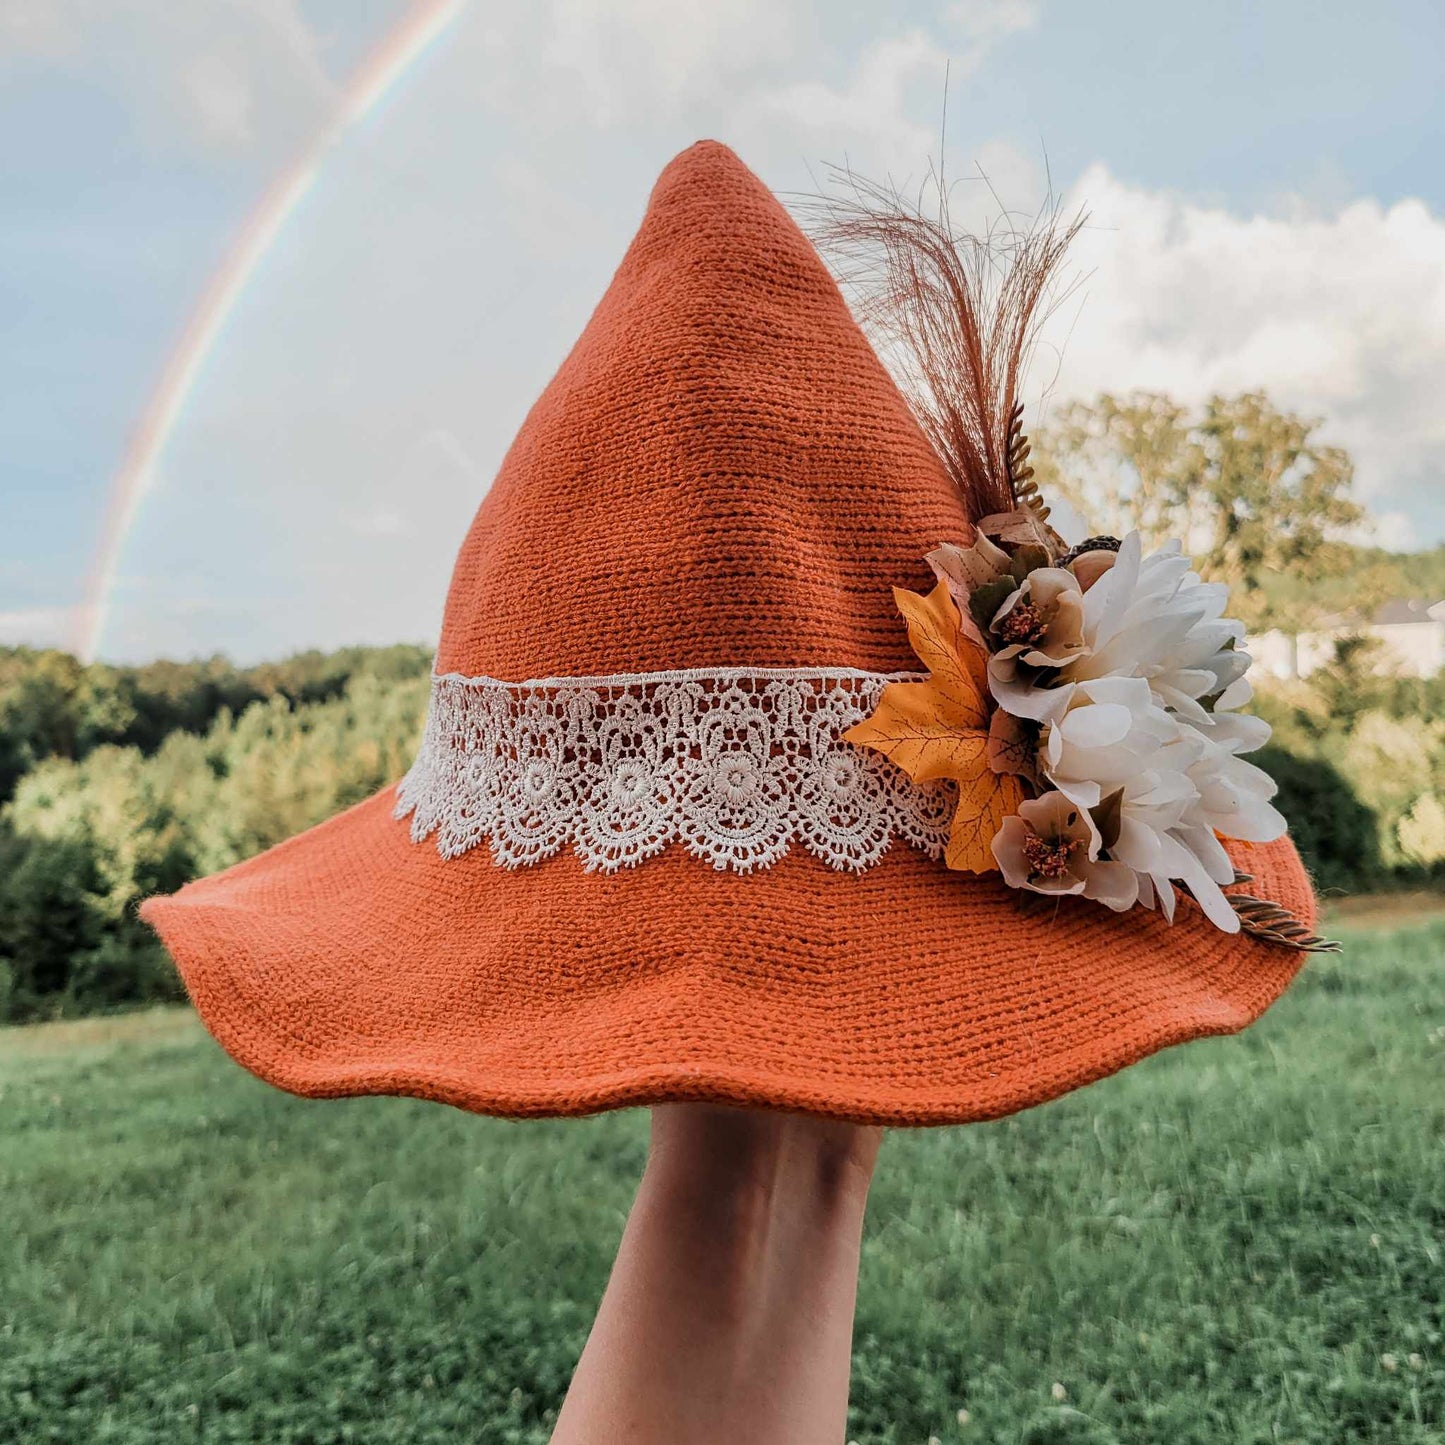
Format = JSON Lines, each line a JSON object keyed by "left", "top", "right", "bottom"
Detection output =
{"left": 141, "top": 785, "right": 1314, "bottom": 1126}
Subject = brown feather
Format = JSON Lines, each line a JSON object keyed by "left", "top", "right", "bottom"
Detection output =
{"left": 803, "top": 168, "right": 1085, "bottom": 524}
{"left": 1225, "top": 871, "right": 1342, "bottom": 954}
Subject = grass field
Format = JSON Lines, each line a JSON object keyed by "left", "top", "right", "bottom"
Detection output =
{"left": 2, "top": 920, "right": 1442, "bottom": 1444}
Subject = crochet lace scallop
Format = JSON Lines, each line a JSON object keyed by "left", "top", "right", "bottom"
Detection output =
{"left": 394, "top": 667, "right": 956, "bottom": 873}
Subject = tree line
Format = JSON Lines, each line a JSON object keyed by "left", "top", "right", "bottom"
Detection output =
{"left": 1, "top": 645, "right": 431, "bottom": 1021}
{"left": 2, "top": 392, "right": 1442, "bottom": 1022}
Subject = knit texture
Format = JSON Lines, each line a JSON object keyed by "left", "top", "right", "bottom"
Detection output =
{"left": 435, "top": 139, "right": 963, "bottom": 677}
{"left": 144, "top": 789, "right": 1311, "bottom": 1124}
{"left": 142, "top": 140, "right": 1316, "bottom": 1126}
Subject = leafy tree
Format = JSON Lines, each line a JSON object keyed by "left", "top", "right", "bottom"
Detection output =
{"left": 0, "top": 824, "right": 106, "bottom": 1016}
{"left": 1398, "top": 793, "right": 1445, "bottom": 867}
{"left": 1291, "top": 635, "right": 1393, "bottom": 737}
{"left": 1031, "top": 391, "right": 1194, "bottom": 549}
{"left": 1252, "top": 746, "right": 1381, "bottom": 893}
{"left": 0, "top": 642, "right": 432, "bottom": 801}
{"left": 1252, "top": 633, "right": 1445, "bottom": 885}
{"left": 1187, "top": 392, "right": 1361, "bottom": 624}
{"left": 0, "top": 649, "right": 86, "bottom": 799}
{"left": 0, "top": 644, "right": 431, "bottom": 1019}
{"left": 1034, "top": 390, "right": 1364, "bottom": 628}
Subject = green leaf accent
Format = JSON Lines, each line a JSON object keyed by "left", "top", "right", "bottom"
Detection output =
{"left": 969, "top": 577, "right": 1017, "bottom": 634}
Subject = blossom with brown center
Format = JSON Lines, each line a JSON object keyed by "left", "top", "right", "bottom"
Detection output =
{"left": 1021, "top": 828, "right": 1078, "bottom": 879}
{"left": 992, "top": 790, "right": 1139, "bottom": 910}
{"left": 988, "top": 567, "right": 1087, "bottom": 668}
{"left": 999, "top": 600, "right": 1047, "bottom": 647}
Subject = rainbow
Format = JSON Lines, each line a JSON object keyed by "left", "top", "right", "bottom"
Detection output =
{"left": 73, "top": 0, "right": 468, "bottom": 663}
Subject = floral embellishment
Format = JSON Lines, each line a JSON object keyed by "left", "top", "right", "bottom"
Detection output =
{"left": 841, "top": 580, "right": 1023, "bottom": 873}
{"left": 847, "top": 522, "right": 1336, "bottom": 950}
{"left": 814, "top": 175, "right": 1329, "bottom": 949}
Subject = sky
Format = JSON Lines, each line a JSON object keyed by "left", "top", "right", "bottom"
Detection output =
{"left": 2, "top": 0, "right": 1444, "bottom": 663}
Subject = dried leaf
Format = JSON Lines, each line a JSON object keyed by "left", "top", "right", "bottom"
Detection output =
{"left": 843, "top": 580, "right": 1023, "bottom": 873}
{"left": 927, "top": 534, "right": 1012, "bottom": 592}
{"left": 987, "top": 708, "right": 1040, "bottom": 787}
{"left": 946, "top": 769, "right": 1023, "bottom": 872}
{"left": 1178, "top": 873, "right": 1345, "bottom": 953}
{"left": 923, "top": 546, "right": 988, "bottom": 648}
{"left": 1227, "top": 893, "right": 1342, "bottom": 953}
{"left": 1004, "top": 400, "right": 1069, "bottom": 554}
{"left": 978, "top": 508, "right": 1060, "bottom": 555}
{"left": 1220, "top": 871, "right": 1341, "bottom": 954}
{"left": 1008, "top": 544, "right": 1052, "bottom": 581}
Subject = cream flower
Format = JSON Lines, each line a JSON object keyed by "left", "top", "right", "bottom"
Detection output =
{"left": 1038, "top": 677, "right": 1285, "bottom": 932}
{"left": 989, "top": 567, "right": 1088, "bottom": 666}
{"left": 992, "top": 789, "right": 1138, "bottom": 910}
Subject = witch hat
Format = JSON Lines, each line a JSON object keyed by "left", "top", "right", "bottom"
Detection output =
{"left": 141, "top": 141, "right": 1318, "bottom": 1125}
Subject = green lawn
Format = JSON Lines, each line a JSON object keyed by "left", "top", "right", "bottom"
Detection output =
{"left": 2, "top": 921, "right": 1441, "bottom": 1445}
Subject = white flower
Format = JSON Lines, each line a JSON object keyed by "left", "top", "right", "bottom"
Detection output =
{"left": 961, "top": 528, "right": 1293, "bottom": 933}
{"left": 988, "top": 533, "right": 1256, "bottom": 736}
{"left": 1038, "top": 677, "right": 1284, "bottom": 932}
{"left": 1037, "top": 676, "right": 1176, "bottom": 806}
{"left": 1183, "top": 731, "right": 1287, "bottom": 844}
{"left": 978, "top": 530, "right": 1288, "bottom": 933}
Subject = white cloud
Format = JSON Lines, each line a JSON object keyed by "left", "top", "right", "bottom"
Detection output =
{"left": 0, "top": 0, "right": 70, "bottom": 54}
{"left": 1038, "top": 165, "right": 1445, "bottom": 523}
{"left": 539, "top": 0, "right": 798, "bottom": 126}
{"left": 0, "top": 607, "right": 73, "bottom": 649}
{"left": 762, "top": 29, "right": 943, "bottom": 151}
{"left": 180, "top": 49, "right": 261, "bottom": 146}
{"left": 99, "top": 0, "right": 1051, "bottom": 662}
{"left": 1, "top": 0, "right": 334, "bottom": 158}
{"left": 348, "top": 508, "right": 408, "bottom": 539}
{"left": 1361, "top": 510, "right": 1415, "bottom": 551}
{"left": 946, "top": 0, "right": 1038, "bottom": 55}
{"left": 466, "top": 0, "right": 1035, "bottom": 183}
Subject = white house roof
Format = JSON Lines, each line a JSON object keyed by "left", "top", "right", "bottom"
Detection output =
{"left": 1370, "top": 598, "right": 1445, "bottom": 626}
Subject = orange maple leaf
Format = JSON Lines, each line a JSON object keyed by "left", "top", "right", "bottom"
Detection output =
{"left": 843, "top": 579, "right": 1023, "bottom": 874}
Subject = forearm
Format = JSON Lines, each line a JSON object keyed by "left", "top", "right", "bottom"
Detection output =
{"left": 551, "top": 1106, "right": 880, "bottom": 1445}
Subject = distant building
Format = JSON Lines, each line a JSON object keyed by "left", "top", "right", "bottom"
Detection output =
{"left": 1251, "top": 599, "right": 1445, "bottom": 680}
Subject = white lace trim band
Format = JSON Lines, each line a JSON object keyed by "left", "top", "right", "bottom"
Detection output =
{"left": 393, "top": 667, "right": 956, "bottom": 874}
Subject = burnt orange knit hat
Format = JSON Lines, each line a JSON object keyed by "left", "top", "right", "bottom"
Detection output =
{"left": 142, "top": 141, "right": 1326, "bottom": 1126}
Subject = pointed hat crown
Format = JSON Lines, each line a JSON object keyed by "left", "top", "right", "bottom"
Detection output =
{"left": 436, "top": 140, "right": 966, "bottom": 678}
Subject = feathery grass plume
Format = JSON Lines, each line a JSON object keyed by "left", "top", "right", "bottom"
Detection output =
{"left": 804, "top": 166, "right": 1085, "bottom": 524}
